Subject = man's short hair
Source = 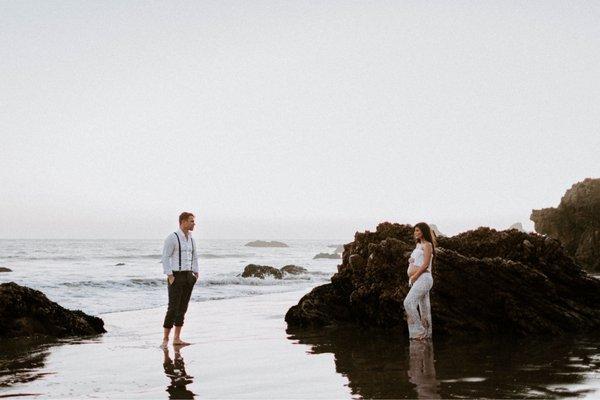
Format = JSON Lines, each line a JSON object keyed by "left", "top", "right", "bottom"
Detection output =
{"left": 179, "top": 212, "right": 195, "bottom": 224}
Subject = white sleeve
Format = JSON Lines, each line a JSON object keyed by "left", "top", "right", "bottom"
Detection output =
{"left": 161, "top": 234, "right": 175, "bottom": 275}
{"left": 191, "top": 238, "right": 199, "bottom": 273}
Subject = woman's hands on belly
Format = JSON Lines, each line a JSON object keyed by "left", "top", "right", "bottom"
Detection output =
{"left": 407, "top": 263, "right": 419, "bottom": 277}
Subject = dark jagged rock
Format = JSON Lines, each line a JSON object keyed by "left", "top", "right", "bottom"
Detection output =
{"left": 531, "top": 177, "right": 600, "bottom": 272}
{"left": 285, "top": 222, "right": 600, "bottom": 337}
{"left": 244, "top": 240, "right": 288, "bottom": 248}
{"left": 0, "top": 282, "right": 106, "bottom": 338}
{"left": 241, "top": 264, "right": 283, "bottom": 279}
{"left": 115, "top": 263, "right": 125, "bottom": 266}
{"left": 280, "top": 265, "right": 308, "bottom": 275}
{"left": 0, "top": 267, "right": 12, "bottom": 272}
{"left": 313, "top": 252, "right": 341, "bottom": 260}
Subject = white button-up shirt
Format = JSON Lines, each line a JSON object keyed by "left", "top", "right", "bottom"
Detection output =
{"left": 161, "top": 229, "right": 199, "bottom": 275}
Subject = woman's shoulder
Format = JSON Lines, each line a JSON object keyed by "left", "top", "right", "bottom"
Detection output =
{"left": 421, "top": 240, "right": 433, "bottom": 249}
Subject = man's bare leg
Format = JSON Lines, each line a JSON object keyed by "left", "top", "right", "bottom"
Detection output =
{"left": 173, "top": 325, "right": 190, "bottom": 345}
{"left": 161, "top": 327, "right": 171, "bottom": 348}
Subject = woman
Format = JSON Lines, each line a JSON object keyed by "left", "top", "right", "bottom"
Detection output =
{"left": 403, "top": 222, "right": 436, "bottom": 340}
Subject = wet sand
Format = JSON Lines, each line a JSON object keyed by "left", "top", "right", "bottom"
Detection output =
{"left": 1, "top": 289, "right": 599, "bottom": 399}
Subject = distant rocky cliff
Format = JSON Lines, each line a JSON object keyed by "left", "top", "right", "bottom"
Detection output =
{"left": 531, "top": 177, "right": 600, "bottom": 272}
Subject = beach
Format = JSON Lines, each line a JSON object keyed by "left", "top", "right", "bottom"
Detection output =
{"left": 1, "top": 237, "right": 600, "bottom": 399}
{"left": 0, "top": 289, "right": 352, "bottom": 399}
{"left": 2, "top": 287, "right": 600, "bottom": 399}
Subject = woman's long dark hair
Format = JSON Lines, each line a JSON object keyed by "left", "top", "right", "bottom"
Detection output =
{"left": 414, "top": 222, "right": 437, "bottom": 258}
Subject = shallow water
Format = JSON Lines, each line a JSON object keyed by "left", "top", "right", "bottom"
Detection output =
{"left": 0, "top": 238, "right": 341, "bottom": 314}
{"left": 1, "top": 291, "right": 599, "bottom": 399}
{"left": 287, "top": 327, "right": 600, "bottom": 399}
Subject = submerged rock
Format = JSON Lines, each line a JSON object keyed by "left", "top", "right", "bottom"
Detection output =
{"left": 244, "top": 240, "right": 288, "bottom": 248}
{"left": 0, "top": 267, "right": 12, "bottom": 272}
{"left": 313, "top": 252, "right": 341, "bottom": 259}
{"left": 0, "top": 282, "right": 106, "bottom": 338}
{"left": 241, "top": 264, "right": 283, "bottom": 279}
{"left": 115, "top": 262, "right": 125, "bottom": 266}
{"left": 285, "top": 222, "right": 600, "bottom": 337}
{"left": 280, "top": 265, "right": 308, "bottom": 275}
{"left": 531, "top": 177, "right": 600, "bottom": 272}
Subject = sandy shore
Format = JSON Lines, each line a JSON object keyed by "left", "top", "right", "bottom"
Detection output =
{"left": 2, "top": 287, "right": 599, "bottom": 399}
{"left": 0, "top": 290, "right": 351, "bottom": 399}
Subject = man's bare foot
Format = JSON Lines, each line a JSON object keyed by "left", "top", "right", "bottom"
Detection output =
{"left": 172, "top": 339, "right": 191, "bottom": 346}
{"left": 160, "top": 340, "right": 169, "bottom": 348}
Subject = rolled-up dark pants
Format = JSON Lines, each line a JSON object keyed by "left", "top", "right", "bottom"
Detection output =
{"left": 163, "top": 271, "right": 197, "bottom": 328}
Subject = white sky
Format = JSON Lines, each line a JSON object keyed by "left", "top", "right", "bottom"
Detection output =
{"left": 1, "top": 1, "right": 599, "bottom": 240}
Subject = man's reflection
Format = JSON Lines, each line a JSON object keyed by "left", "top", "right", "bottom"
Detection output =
{"left": 163, "top": 345, "right": 195, "bottom": 399}
{"left": 408, "top": 339, "right": 440, "bottom": 399}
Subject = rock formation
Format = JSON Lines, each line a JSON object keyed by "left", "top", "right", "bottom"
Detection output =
{"left": 241, "top": 264, "right": 283, "bottom": 279}
{"left": 313, "top": 252, "right": 341, "bottom": 259}
{"left": 280, "top": 265, "right": 308, "bottom": 275}
{"left": 0, "top": 282, "right": 106, "bottom": 338}
{"left": 241, "top": 264, "right": 308, "bottom": 279}
{"left": 285, "top": 222, "right": 600, "bottom": 336}
{"left": 0, "top": 267, "right": 12, "bottom": 272}
{"left": 244, "top": 240, "right": 288, "bottom": 248}
{"left": 531, "top": 177, "right": 600, "bottom": 272}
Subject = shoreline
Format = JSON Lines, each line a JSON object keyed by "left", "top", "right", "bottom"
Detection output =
{"left": 0, "top": 289, "right": 352, "bottom": 399}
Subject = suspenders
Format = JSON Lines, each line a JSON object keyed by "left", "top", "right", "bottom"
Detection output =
{"left": 173, "top": 232, "right": 195, "bottom": 271}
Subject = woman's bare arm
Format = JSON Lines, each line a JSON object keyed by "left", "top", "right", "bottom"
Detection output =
{"left": 410, "top": 242, "right": 432, "bottom": 283}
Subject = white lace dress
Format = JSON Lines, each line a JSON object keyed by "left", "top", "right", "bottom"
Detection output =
{"left": 403, "top": 242, "right": 434, "bottom": 339}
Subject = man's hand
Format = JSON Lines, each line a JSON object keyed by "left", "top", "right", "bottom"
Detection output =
{"left": 192, "top": 272, "right": 199, "bottom": 281}
{"left": 167, "top": 274, "right": 174, "bottom": 285}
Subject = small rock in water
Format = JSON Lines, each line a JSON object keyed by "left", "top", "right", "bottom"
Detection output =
{"left": 241, "top": 264, "right": 283, "bottom": 279}
{"left": 244, "top": 240, "right": 288, "bottom": 248}
{"left": 0, "top": 267, "right": 12, "bottom": 272}
{"left": 115, "top": 262, "right": 125, "bottom": 266}
{"left": 313, "top": 252, "right": 341, "bottom": 259}
{"left": 280, "top": 265, "right": 308, "bottom": 275}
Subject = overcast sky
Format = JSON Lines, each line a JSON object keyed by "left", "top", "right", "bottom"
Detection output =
{"left": 1, "top": 1, "right": 599, "bottom": 240}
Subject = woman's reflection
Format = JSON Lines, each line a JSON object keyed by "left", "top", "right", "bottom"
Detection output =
{"left": 163, "top": 345, "right": 195, "bottom": 399}
{"left": 408, "top": 339, "right": 440, "bottom": 399}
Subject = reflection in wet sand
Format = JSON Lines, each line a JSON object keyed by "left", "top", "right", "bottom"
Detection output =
{"left": 163, "top": 346, "right": 195, "bottom": 399}
{"left": 408, "top": 340, "right": 440, "bottom": 399}
{"left": 0, "top": 335, "right": 102, "bottom": 394}
{"left": 287, "top": 327, "right": 600, "bottom": 399}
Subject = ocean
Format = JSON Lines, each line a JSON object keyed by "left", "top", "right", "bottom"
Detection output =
{"left": 0, "top": 238, "right": 341, "bottom": 315}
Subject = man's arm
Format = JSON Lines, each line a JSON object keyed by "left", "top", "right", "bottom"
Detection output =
{"left": 161, "top": 235, "right": 175, "bottom": 276}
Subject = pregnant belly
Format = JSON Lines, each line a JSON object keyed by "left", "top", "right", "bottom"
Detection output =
{"left": 407, "top": 265, "right": 419, "bottom": 276}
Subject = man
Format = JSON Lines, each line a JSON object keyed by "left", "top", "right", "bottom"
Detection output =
{"left": 161, "top": 212, "right": 199, "bottom": 347}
